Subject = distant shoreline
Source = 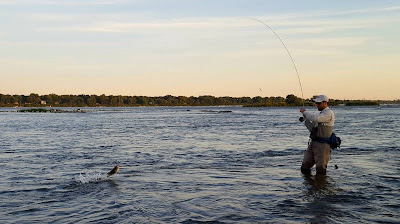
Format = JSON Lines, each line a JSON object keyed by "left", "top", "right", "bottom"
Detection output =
{"left": 1, "top": 93, "right": 398, "bottom": 108}
{"left": 1, "top": 104, "right": 398, "bottom": 114}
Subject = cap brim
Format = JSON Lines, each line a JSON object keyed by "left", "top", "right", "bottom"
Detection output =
{"left": 313, "top": 99, "right": 323, "bottom": 103}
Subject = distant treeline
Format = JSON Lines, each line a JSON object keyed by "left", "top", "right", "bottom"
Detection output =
{"left": 0, "top": 93, "right": 393, "bottom": 107}
{"left": 344, "top": 101, "right": 380, "bottom": 106}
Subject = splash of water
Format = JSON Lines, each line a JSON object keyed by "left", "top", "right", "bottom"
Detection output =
{"left": 75, "top": 173, "right": 107, "bottom": 184}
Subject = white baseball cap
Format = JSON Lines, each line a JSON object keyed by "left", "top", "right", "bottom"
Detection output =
{"left": 313, "top": 95, "right": 329, "bottom": 102}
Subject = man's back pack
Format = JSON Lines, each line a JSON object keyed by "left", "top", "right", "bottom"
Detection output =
{"left": 318, "top": 133, "right": 342, "bottom": 149}
{"left": 310, "top": 127, "right": 342, "bottom": 149}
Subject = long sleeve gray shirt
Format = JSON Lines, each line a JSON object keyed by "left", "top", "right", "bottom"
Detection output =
{"left": 303, "top": 107, "right": 335, "bottom": 133}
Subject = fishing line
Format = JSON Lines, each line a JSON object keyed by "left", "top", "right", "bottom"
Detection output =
{"left": 249, "top": 17, "right": 305, "bottom": 107}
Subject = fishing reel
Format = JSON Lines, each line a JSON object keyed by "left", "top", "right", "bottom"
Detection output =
{"left": 299, "top": 107, "right": 305, "bottom": 122}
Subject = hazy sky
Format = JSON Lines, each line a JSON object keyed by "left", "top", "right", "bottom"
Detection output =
{"left": 1, "top": 0, "right": 399, "bottom": 100}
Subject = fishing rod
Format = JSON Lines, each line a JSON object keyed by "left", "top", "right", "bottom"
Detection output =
{"left": 249, "top": 18, "right": 305, "bottom": 112}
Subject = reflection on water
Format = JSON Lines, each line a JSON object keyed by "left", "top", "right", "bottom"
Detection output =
{"left": 302, "top": 174, "right": 341, "bottom": 224}
{"left": 303, "top": 174, "right": 337, "bottom": 201}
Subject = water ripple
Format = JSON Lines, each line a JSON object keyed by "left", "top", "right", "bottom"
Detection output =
{"left": 0, "top": 106, "right": 399, "bottom": 223}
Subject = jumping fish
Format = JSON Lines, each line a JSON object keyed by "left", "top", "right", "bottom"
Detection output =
{"left": 107, "top": 165, "right": 119, "bottom": 177}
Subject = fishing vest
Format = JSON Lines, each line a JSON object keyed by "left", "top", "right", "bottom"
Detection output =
{"left": 310, "top": 123, "right": 333, "bottom": 140}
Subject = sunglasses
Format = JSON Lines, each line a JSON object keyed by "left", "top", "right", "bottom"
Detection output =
{"left": 315, "top": 102, "right": 322, "bottom": 105}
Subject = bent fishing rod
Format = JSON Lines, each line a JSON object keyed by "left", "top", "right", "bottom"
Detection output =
{"left": 249, "top": 18, "right": 305, "bottom": 119}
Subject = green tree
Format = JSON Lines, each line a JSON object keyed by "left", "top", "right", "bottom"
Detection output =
{"left": 88, "top": 95, "right": 97, "bottom": 107}
{"left": 99, "top": 94, "right": 108, "bottom": 106}
{"left": 27, "top": 93, "right": 41, "bottom": 105}
{"left": 128, "top": 97, "right": 137, "bottom": 106}
{"left": 285, "top": 94, "right": 302, "bottom": 106}
{"left": 199, "top": 95, "right": 215, "bottom": 106}
{"left": 136, "top": 96, "right": 149, "bottom": 106}
{"left": 110, "top": 95, "right": 124, "bottom": 107}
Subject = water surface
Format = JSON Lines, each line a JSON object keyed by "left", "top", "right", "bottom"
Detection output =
{"left": 1, "top": 106, "right": 399, "bottom": 223}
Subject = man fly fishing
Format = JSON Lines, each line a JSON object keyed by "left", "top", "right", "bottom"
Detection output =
{"left": 300, "top": 95, "right": 335, "bottom": 175}
{"left": 250, "top": 19, "right": 340, "bottom": 173}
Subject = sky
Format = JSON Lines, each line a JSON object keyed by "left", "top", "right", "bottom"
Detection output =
{"left": 1, "top": 0, "right": 399, "bottom": 100}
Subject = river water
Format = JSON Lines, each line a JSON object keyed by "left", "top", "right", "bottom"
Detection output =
{"left": 0, "top": 106, "right": 399, "bottom": 223}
